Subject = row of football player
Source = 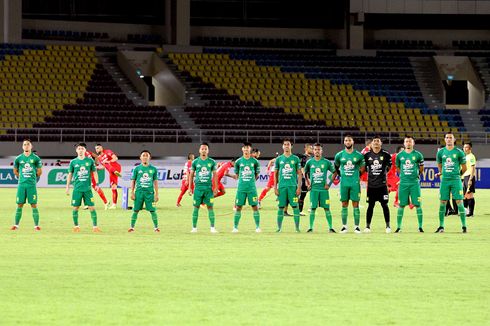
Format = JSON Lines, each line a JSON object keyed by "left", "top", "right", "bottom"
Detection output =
{"left": 10, "top": 135, "right": 476, "bottom": 233}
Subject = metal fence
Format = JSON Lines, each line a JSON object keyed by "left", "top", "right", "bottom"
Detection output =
{"left": 1, "top": 128, "right": 489, "bottom": 144}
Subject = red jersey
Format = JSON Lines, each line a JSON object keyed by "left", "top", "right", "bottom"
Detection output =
{"left": 387, "top": 152, "right": 398, "bottom": 177}
{"left": 97, "top": 149, "right": 117, "bottom": 165}
{"left": 361, "top": 146, "right": 371, "bottom": 155}
{"left": 182, "top": 160, "right": 192, "bottom": 181}
{"left": 216, "top": 162, "right": 233, "bottom": 181}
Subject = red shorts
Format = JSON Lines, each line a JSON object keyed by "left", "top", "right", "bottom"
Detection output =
{"left": 266, "top": 174, "right": 275, "bottom": 188}
{"left": 360, "top": 172, "right": 368, "bottom": 182}
{"left": 217, "top": 182, "right": 225, "bottom": 192}
{"left": 109, "top": 163, "right": 121, "bottom": 187}
{"left": 91, "top": 175, "right": 97, "bottom": 188}
{"left": 387, "top": 176, "right": 399, "bottom": 192}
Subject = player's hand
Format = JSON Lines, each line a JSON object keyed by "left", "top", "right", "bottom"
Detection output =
{"left": 65, "top": 187, "right": 70, "bottom": 196}
{"left": 189, "top": 188, "right": 193, "bottom": 195}
{"left": 213, "top": 188, "right": 218, "bottom": 196}
{"left": 324, "top": 184, "right": 330, "bottom": 190}
{"left": 296, "top": 187, "right": 301, "bottom": 196}
{"left": 274, "top": 188, "right": 279, "bottom": 196}
{"left": 130, "top": 192, "right": 135, "bottom": 201}
{"left": 436, "top": 172, "right": 441, "bottom": 178}
{"left": 154, "top": 194, "right": 159, "bottom": 203}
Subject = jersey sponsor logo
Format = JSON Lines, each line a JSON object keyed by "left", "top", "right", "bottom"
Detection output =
{"left": 77, "top": 166, "right": 90, "bottom": 181}
{"left": 22, "top": 162, "right": 34, "bottom": 176}
{"left": 444, "top": 157, "right": 456, "bottom": 172}
{"left": 282, "top": 163, "right": 293, "bottom": 174}
{"left": 140, "top": 172, "right": 151, "bottom": 187}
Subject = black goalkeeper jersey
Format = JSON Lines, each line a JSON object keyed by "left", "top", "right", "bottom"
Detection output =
{"left": 364, "top": 149, "right": 392, "bottom": 188}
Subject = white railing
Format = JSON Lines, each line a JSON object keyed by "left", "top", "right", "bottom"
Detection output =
{"left": 1, "top": 128, "right": 488, "bottom": 144}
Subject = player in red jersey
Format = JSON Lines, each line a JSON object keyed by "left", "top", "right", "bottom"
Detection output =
{"left": 360, "top": 139, "right": 372, "bottom": 186}
{"left": 214, "top": 158, "right": 236, "bottom": 198}
{"left": 83, "top": 150, "right": 110, "bottom": 209}
{"left": 95, "top": 144, "right": 122, "bottom": 209}
{"left": 388, "top": 146, "right": 406, "bottom": 208}
{"left": 258, "top": 155, "right": 277, "bottom": 206}
{"left": 176, "top": 153, "right": 195, "bottom": 207}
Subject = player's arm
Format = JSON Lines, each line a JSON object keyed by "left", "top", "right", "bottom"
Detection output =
{"left": 304, "top": 162, "right": 311, "bottom": 189}
{"left": 225, "top": 171, "right": 237, "bottom": 180}
{"left": 153, "top": 180, "right": 159, "bottom": 202}
{"left": 359, "top": 155, "right": 366, "bottom": 174}
{"left": 296, "top": 163, "right": 302, "bottom": 196}
{"left": 460, "top": 162, "right": 467, "bottom": 175}
{"left": 36, "top": 168, "right": 42, "bottom": 177}
{"left": 65, "top": 172, "right": 73, "bottom": 195}
{"left": 212, "top": 170, "right": 218, "bottom": 195}
{"left": 130, "top": 179, "right": 136, "bottom": 200}
{"left": 109, "top": 152, "right": 119, "bottom": 163}
{"left": 188, "top": 170, "right": 195, "bottom": 195}
{"left": 273, "top": 159, "right": 279, "bottom": 195}
{"left": 395, "top": 153, "right": 401, "bottom": 176}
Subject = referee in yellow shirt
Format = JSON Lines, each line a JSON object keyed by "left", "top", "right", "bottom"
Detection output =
{"left": 463, "top": 142, "right": 476, "bottom": 217}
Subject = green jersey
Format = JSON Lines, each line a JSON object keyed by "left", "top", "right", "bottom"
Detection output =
{"left": 304, "top": 157, "right": 335, "bottom": 190}
{"left": 68, "top": 157, "right": 96, "bottom": 192}
{"left": 234, "top": 156, "right": 260, "bottom": 192}
{"left": 131, "top": 164, "right": 158, "bottom": 192}
{"left": 334, "top": 149, "right": 365, "bottom": 184}
{"left": 13, "top": 153, "right": 42, "bottom": 186}
{"left": 395, "top": 150, "right": 424, "bottom": 183}
{"left": 436, "top": 147, "right": 466, "bottom": 181}
{"left": 191, "top": 157, "right": 217, "bottom": 190}
{"left": 274, "top": 154, "right": 301, "bottom": 188}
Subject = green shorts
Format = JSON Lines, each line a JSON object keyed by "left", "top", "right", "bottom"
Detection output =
{"left": 134, "top": 191, "right": 156, "bottom": 211}
{"left": 193, "top": 188, "right": 214, "bottom": 207}
{"left": 16, "top": 185, "right": 38, "bottom": 205}
{"left": 440, "top": 179, "right": 464, "bottom": 201}
{"left": 340, "top": 182, "right": 360, "bottom": 202}
{"left": 72, "top": 190, "right": 95, "bottom": 207}
{"left": 310, "top": 189, "right": 330, "bottom": 209}
{"left": 398, "top": 182, "right": 421, "bottom": 207}
{"left": 235, "top": 190, "right": 258, "bottom": 207}
{"left": 277, "top": 186, "right": 298, "bottom": 208}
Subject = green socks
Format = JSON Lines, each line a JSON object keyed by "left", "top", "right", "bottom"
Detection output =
{"left": 208, "top": 209, "right": 215, "bottom": 227}
{"left": 396, "top": 207, "right": 404, "bottom": 229}
{"left": 416, "top": 206, "right": 423, "bottom": 228}
{"left": 72, "top": 210, "right": 79, "bottom": 226}
{"left": 353, "top": 207, "right": 360, "bottom": 226}
{"left": 131, "top": 212, "right": 138, "bottom": 228}
{"left": 457, "top": 202, "right": 466, "bottom": 228}
{"left": 192, "top": 207, "right": 199, "bottom": 228}
{"left": 293, "top": 207, "right": 300, "bottom": 231}
{"left": 439, "top": 203, "right": 446, "bottom": 228}
{"left": 309, "top": 208, "right": 316, "bottom": 229}
{"left": 14, "top": 207, "right": 22, "bottom": 225}
{"left": 32, "top": 208, "right": 39, "bottom": 226}
{"left": 341, "top": 207, "right": 348, "bottom": 225}
{"left": 253, "top": 210, "right": 260, "bottom": 228}
{"left": 234, "top": 211, "right": 242, "bottom": 228}
{"left": 277, "top": 209, "right": 284, "bottom": 230}
{"left": 90, "top": 210, "right": 97, "bottom": 227}
{"left": 150, "top": 211, "right": 158, "bottom": 228}
{"left": 325, "top": 209, "right": 333, "bottom": 229}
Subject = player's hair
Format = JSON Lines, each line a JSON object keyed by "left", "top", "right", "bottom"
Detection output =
{"left": 396, "top": 145, "right": 404, "bottom": 152}
{"left": 95, "top": 143, "right": 103, "bottom": 147}
{"left": 282, "top": 138, "right": 293, "bottom": 145}
{"left": 22, "top": 138, "right": 32, "bottom": 144}
{"left": 445, "top": 131, "right": 455, "bottom": 137}
{"left": 365, "top": 139, "right": 372, "bottom": 145}
{"left": 243, "top": 142, "right": 252, "bottom": 147}
{"left": 344, "top": 134, "right": 353, "bottom": 140}
{"left": 75, "top": 142, "right": 87, "bottom": 148}
{"left": 464, "top": 141, "right": 473, "bottom": 148}
{"left": 200, "top": 142, "right": 209, "bottom": 148}
{"left": 304, "top": 143, "right": 312, "bottom": 148}
{"left": 231, "top": 157, "right": 237, "bottom": 162}
{"left": 404, "top": 136, "right": 414, "bottom": 141}
{"left": 313, "top": 142, "right": 322, "bottom": 147}
{"left": 187, "top": 153, "right": 194, "bottom": 160}
{"left": 140, "top": 150, "right": 151, "bottom": 156}
{"left": 372, "top": 135, "right": 382, "bottom": 141}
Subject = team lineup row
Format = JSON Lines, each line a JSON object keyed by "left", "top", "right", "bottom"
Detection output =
{"left": 10, "top": 133, "right": 477, "bottom": 234}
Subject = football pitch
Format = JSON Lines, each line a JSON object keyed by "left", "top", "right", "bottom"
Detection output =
{"left": 0, "top": 187, "right": 488, "bottom": 325}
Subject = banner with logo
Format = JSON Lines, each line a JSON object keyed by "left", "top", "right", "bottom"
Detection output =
{"left": 0, "top": 160, "right": 489, "bottom": 188}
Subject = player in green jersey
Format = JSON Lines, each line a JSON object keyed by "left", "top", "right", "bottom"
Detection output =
{"left": 232, "top": 142, "right": 261, "bottom": 233}
{"left": 189, "top": 142, "right": 218, "bottom": 233}
{"left": 395, "top": 136, "right": 424, "bottom": 233}
{"left": 435, "top": 132, "right": 467, "bottom": 233}
{"left": 274, "top": 138, "right": 302, "bottom": 232}
{"left": 304, "top": 143, "right": 336, "bottom": 233}
{"left": 128, "top": 150, "right": 160, "bottom": 233}
{"left": 65, "top": 143, "right": 100, "bottom": 233}
{"left": 11, "top": 139, "right": 42, "bottom": 231}
{"left": 333, "top": 135, "right": 365, "bottom": 233}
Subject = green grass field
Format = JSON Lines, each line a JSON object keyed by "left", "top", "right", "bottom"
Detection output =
{"left": 0, "top": 187, "right": 488, "bottom": 325}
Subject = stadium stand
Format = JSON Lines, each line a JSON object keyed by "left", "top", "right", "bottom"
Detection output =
{"left": 372, "top": 40, "right": 434, "bottom": 50}
{"left": 192, "top": 36, "right": 336, "bottom": 49}
{"left": 167, "top": 48, "right": 465, "bottom": 143}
